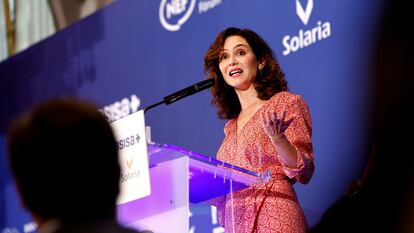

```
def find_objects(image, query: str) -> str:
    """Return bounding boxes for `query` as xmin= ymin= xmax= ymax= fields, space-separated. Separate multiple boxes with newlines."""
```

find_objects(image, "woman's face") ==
xmin=218 ymin=35 xmax=261 ymax=91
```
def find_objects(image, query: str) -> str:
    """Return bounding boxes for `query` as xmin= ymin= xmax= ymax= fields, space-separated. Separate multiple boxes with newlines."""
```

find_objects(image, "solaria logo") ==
xmin=159 ymin=0 xmax=223 ymax=32
xmin=282 ymin=0 xmax=332 ymax=56
xmin=126 ymin=158 xmax=133 ymax=170
xmin=121 ymin=158 xmax=140 ymax=183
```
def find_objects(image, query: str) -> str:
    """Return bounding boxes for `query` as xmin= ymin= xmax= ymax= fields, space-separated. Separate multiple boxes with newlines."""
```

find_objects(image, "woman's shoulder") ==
xmin=264 ymin=91 xmax=311 ymax=122
xmin=223 ymin=119 xmax=236 ymax=135
xmin=268 ymin=91 xmax=306 ymax=106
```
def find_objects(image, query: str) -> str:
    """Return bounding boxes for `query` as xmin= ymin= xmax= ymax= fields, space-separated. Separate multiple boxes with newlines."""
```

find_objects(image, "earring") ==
xmin=258 ymin=68 xmax=263 ymax=79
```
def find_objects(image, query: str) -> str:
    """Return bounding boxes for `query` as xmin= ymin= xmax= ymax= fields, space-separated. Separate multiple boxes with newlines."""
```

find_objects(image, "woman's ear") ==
xmin=258 ymin=61 xmax=265 ymax=70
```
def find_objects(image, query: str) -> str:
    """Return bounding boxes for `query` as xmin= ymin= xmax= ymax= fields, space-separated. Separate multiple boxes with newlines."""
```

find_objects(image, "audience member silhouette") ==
xmin=7 ymin=97 xmax=152 ymax=233
xmin=309 ymin=1 xmax=414 ymax=232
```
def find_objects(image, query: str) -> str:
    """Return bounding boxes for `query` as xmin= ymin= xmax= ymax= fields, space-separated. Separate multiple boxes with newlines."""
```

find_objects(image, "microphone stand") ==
xmin=143 ymin=100 xmax=165 ymax=113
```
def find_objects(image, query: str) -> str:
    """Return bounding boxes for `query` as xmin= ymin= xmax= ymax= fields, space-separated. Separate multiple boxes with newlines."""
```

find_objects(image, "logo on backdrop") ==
xmin=99 ymin=94 xmax=140 ymax=122
xmin=296 ymin=0 xmax=313 ymax=25
xmin=159 ymin=0 xmax=223 ymax=31
xmin=282 ymin=0 xmax=332 ymax=56
xmin=159 ymin=0 xmax=196 ymax=31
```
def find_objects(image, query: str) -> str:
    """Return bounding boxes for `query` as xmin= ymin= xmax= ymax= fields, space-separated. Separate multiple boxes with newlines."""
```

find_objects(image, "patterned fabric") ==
xmin=215 ymin=91 xmax=314 ymax=233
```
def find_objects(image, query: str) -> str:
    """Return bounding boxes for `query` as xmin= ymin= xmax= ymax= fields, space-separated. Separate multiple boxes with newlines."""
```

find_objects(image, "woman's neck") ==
xmin=235 ymin=86 xmax=263 ymax=111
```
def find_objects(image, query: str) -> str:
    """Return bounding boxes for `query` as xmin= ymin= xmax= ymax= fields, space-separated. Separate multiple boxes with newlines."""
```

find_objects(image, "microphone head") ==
xmin=163 ymin=78 xmax=215 ymax=105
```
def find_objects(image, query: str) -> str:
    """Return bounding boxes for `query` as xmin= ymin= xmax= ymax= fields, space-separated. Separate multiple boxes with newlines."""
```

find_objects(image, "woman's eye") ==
xmin=237 ymin=50 xmax=246 ymax=56
xmin=219 ymin=54 xmax=228 ymax=61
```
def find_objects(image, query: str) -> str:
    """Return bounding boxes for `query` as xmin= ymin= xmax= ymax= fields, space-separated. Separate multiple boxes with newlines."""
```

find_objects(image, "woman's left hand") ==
xmin=262 ymin=111 xmax=293 ymax=145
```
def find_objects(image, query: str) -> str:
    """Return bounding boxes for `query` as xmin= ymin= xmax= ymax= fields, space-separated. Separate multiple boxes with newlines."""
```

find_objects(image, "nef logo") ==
xmin=159 ymin=0 xmax=196 ymax=31
xmin=282 ymin=0 xmax=332 ymax=56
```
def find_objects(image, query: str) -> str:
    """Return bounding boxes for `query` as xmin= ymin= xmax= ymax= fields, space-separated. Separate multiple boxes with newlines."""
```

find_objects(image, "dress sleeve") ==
xmin=275 ymin=93 xmax=314 ymax=184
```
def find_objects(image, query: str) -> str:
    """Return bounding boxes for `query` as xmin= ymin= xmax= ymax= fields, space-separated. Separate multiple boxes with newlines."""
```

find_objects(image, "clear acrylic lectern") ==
xmin=117 ymin=143 xmax=268 ymax=233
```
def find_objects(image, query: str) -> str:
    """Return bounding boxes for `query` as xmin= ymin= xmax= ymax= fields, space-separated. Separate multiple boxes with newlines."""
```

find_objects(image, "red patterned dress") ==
xmin=215 ymin=91 xmax=314 ymax=233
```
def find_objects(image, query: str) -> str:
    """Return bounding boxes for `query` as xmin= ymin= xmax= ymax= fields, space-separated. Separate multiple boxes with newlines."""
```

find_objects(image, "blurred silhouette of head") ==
xmin=7 ymin=97 xmax=120 ymax=222
xmin=309 ymin=1 xmax=414 ymax=233
xmin=367 ymin=1 xmax=414 ymax=231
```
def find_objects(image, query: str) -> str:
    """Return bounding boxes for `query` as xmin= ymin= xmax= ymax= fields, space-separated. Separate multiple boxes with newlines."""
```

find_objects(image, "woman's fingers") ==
xmin=262 ymin=111 xmax=292 ymax=135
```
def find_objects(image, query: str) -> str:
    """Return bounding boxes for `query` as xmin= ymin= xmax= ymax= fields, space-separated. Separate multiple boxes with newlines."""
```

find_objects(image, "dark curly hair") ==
xmin=204 ymin=27 xmax=288 ymax=119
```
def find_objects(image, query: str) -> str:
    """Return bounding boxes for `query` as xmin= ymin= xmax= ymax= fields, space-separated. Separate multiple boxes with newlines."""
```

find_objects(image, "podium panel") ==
xmin=117 ymin=143 xmax=268 ymax=233
xmin=118 ymin=155 xmax=189 ymax=233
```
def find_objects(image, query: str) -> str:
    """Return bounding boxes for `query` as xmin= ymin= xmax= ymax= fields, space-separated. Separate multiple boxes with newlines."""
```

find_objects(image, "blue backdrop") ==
xmin=0 ymin=0 xmax=387 ymax=232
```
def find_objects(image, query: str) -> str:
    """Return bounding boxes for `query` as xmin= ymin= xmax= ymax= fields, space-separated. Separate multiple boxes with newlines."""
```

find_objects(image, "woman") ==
xmin=204 ymin=27 xmax=314 ymax=233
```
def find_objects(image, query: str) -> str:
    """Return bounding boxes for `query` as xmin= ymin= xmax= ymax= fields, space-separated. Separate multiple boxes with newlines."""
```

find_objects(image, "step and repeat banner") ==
xmin=0 ymin=0 xmax=386 ymax=232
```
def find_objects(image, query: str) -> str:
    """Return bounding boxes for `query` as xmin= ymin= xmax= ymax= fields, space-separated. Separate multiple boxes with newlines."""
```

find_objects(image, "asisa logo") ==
xmin=159 ymin=0 xmax=196 ymax=32
xmin=282 ymin=0 xmax=332 ymax=56
xmin=99 ymin=94 xmax=141 ymax=123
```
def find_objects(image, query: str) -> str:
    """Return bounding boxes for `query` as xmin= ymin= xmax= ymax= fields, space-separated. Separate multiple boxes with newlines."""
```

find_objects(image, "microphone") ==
xmin=144 ymin=78 xmax=215 ymax=113
xmin=163 ymin=78 xmax=215 ymax=105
